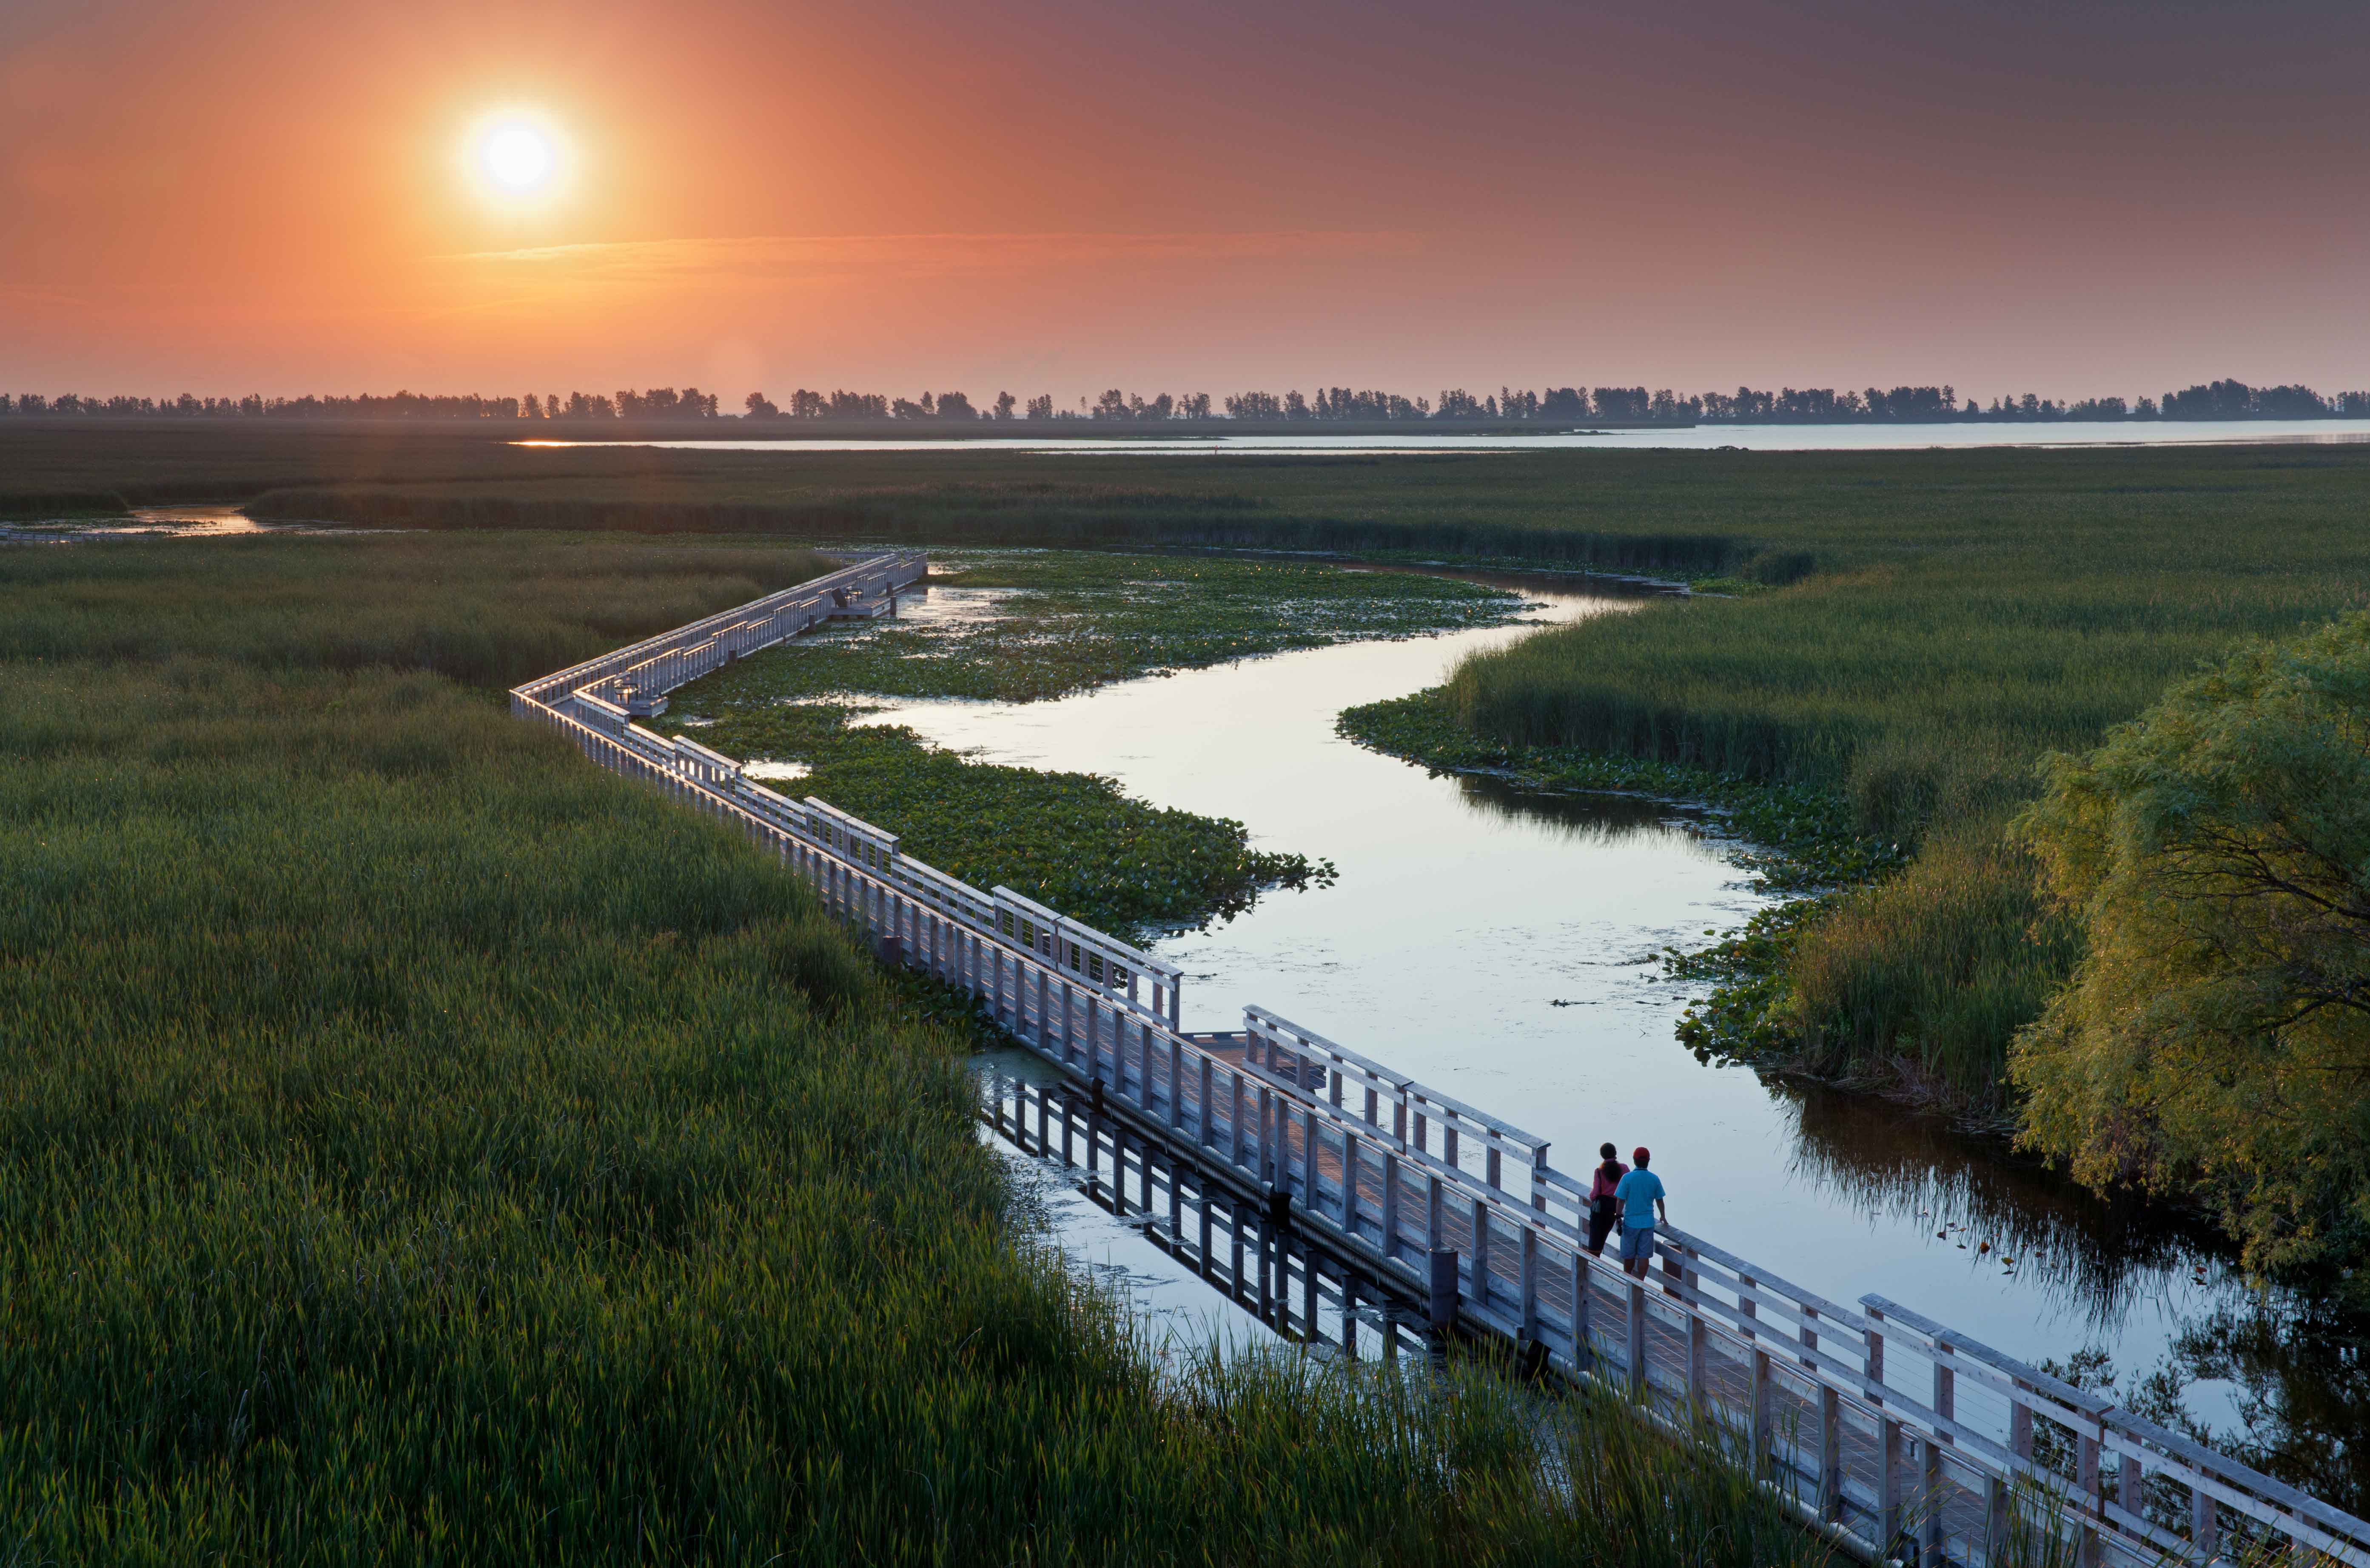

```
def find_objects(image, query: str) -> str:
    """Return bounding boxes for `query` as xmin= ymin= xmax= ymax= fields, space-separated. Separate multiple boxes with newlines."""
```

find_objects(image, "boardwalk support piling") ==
xmin=1427 ymin=1248 xmax=1458 ymax=1333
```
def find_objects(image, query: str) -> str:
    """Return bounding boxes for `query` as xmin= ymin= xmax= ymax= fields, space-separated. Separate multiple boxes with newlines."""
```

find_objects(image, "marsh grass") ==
xmin=1435 ymin=450 xmax=2370 ymax=1112
xmin=42 ymin=436 xmax=2370 ymax=1118
xmin=0 ymin=530 xmax=1825 ymax=1564
xmin=683 ymin=548 xmax=1526 ymax=703
xmin=0 ymin=529 xmax=837 ymax=688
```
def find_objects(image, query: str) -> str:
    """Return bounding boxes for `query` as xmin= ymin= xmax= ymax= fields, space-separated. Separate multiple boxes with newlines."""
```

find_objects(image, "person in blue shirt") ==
xmin=1613 ymin=1146 xmax=1667 ymax=1278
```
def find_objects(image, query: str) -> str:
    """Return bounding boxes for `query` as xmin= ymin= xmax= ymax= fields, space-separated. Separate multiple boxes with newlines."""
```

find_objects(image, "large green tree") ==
xmin=2012 ymin=610 xmax=2370 ymax=1281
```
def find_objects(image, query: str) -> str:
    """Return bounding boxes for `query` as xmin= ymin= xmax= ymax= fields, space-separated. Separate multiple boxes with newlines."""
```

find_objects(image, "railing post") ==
xmin=1881 ymin=1418 xmax=1906 ymax=1560
xmin=1427 ymin=1249 xmax=1458 ymax=1333
xmin=1929 ymin=1342 xmax=1957 ymax=1568
xmin=1300 ymin=1104 xmax=1317 ymax=1213
xmin=1686 ymin=1271 xmax=1707 ymax=1410
xmin=1520 ymin=1224 xmax=1539 ymax=1343
xmin=1470 ymin=1197 xmax=1491 ymax=1314
xmin=1229 ymin=1071 xmax=1245 ymax=1168
xmin=1571 ymin=1249 xmax=1592 ymax=1370
xmin=1381 ymin=1147 xmax=1401 ymax=1263
xmin=2078 ymin=1428 xmax=2103 ymax=1568
xmin=1819 ymin=1385 xmax=1843 ymax=1523
xmin=1198 ymin=1053 xmax=1213 ymax=1147
xmin=1167 ymin=1033 xmax=1182 ymax=1130
xmin=1626 ymin=1278 xmax=1648 ymax=1402
xmin=1340 ymin=1129 xmax=1361 ymax=1230
xmin=1923 ymin=1434 xmax=1945 ymax=1568
xmin=1750 ymin=1347 xmax=1774 ymax=1481
xmin=1871 ymin=1306 xmax=1902 ymax=1556
xmin=1256 ymin=1084 xmax=1273 ymax=1188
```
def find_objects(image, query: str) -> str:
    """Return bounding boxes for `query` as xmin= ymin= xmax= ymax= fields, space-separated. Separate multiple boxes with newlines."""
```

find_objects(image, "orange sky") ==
xmin=5 ymin=0 xmax=2367 ymax=401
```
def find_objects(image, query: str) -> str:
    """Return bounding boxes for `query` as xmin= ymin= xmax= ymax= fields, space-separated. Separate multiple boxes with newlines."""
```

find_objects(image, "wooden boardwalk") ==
xmin=513 ymin=552 xmax=2370 ymax=1568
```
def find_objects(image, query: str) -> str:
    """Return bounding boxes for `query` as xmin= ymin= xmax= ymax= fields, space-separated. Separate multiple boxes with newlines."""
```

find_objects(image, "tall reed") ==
xmin=0 ymin=532 xmax=1829 ymax=1564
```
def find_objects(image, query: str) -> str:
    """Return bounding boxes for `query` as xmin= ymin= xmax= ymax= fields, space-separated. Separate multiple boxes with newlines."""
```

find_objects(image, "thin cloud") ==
xmin=436 ymin=230 xmax=1426 ymax=285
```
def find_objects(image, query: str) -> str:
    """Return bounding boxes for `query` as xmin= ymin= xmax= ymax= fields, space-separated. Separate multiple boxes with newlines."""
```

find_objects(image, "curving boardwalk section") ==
xmin=512 ymin=552 xmax=2368 ymax=1568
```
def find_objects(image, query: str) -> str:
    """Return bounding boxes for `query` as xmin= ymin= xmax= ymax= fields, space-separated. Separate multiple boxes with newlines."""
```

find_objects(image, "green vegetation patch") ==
xmin=1339 ymin=686 xmax=1903 ymax=893
xmin=674 ymin=700 xmax=1332 ymax=941
xmin=683 ymin=548 xmax=1525 ymax=703
xmin=656 ymin=550 xmax=1515 ymax=936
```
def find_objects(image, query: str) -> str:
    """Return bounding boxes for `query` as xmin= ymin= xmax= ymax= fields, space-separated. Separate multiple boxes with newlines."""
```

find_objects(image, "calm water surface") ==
xmin=873 ymin=576 xmax=2282 ymax=1441
xmin=1 ymin=505 xmax=365 ymax=541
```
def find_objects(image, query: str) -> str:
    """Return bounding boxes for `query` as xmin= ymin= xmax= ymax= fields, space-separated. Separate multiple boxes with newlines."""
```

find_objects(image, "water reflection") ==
xmin=1452 ymin=771 xmax=1710 ymax=846
xmin=0 ymin=505 xmax=374 ymax=543
xmin=1777 ymin=1083 xmax=2226 ymax=1332
xmin=837 ymin=557 xmax=2370 ymax=1500
xmin=2156 ymin=1300 xmax=2370 ymax=1513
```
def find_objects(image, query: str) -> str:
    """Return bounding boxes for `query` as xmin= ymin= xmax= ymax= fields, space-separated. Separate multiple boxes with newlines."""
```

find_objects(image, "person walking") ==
xmin=1614 ymin=1147 xmax=1666 ymax=1279
xmin=1586 ymin=1142 xmax=1628 ymax=1257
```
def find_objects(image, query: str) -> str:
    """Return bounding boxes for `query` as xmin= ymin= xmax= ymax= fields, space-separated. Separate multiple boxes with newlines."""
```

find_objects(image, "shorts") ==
xmin=1618 ymin=1224 xmax=1657 ymax=1264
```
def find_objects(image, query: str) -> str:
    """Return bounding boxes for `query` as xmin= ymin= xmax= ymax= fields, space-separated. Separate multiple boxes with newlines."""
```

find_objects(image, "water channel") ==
xmin=860 ymin=571 xmax=2315 ymax=1460
xmin=0 ymin=504 xmax=359 ymax=542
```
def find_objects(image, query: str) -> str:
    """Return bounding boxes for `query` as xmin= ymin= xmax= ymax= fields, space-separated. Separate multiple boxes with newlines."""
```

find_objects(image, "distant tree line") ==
xmin=7 ymin=378 xmax=2367 ymax=423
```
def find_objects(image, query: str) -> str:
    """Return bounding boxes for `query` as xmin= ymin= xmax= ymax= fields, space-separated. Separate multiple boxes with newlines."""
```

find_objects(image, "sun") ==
xmin=481 ymin=124 xmax=554 ymax=191
xmin=464 ymin=112 xmax=570 ymax=205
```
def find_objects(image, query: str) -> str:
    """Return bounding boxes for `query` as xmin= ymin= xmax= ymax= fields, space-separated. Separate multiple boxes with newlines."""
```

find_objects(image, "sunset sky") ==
xmin=5 ymin=0 xmax=2364 ymax=401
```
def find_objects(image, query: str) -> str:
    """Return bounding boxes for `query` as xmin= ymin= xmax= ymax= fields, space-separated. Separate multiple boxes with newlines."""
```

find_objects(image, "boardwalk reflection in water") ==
xmin=976 ymin=1050 xmax=1444 ymax=1367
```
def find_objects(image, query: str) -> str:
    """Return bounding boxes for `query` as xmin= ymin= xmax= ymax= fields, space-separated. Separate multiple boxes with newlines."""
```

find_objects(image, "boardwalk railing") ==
xmin=513 ymin=553 xmax=2369 ymax=1568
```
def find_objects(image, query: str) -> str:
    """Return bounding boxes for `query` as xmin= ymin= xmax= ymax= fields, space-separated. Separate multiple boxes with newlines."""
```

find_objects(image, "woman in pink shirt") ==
xmin=1586 ymin=1142 xmax=1627 ymax=1257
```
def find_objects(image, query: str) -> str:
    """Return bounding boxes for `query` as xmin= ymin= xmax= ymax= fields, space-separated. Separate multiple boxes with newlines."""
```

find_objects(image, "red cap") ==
xmin=1633 ymin=1147 xmax=1651 ymax=1164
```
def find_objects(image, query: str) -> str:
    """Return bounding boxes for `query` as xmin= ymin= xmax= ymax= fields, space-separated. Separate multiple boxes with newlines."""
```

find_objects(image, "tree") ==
xmin=2011 ymin=610 xmax=2370 ymax=1283
xmin=744 ymin=391 xmax=780 ymax=418
xmin=1025 ymin=394 xmax=1053 ymax=420
xmin=993 ymin=391 xmax=1017 ymax=421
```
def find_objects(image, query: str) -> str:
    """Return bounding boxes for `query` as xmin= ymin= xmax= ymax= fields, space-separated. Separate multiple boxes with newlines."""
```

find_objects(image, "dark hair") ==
xmin=1599 ymin=1142 xmax=1618 ymax=1160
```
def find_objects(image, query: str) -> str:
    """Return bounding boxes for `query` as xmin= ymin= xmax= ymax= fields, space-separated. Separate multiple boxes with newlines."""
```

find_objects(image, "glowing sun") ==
xmin=479 ymin=122 xmax=556 ymax=192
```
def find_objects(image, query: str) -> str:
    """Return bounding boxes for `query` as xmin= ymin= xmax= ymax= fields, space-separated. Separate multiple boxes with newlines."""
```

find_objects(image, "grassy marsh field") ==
xmin=20 ymin=422 xmax=2370 ymax=1251
xmin=0 ymin=527 xmax=1836 ymax=1564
